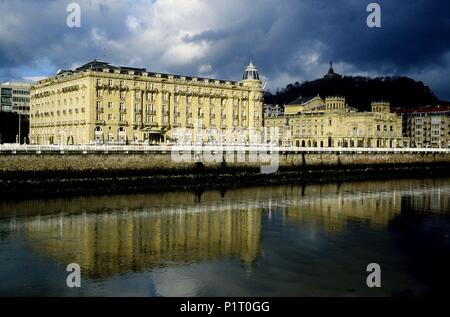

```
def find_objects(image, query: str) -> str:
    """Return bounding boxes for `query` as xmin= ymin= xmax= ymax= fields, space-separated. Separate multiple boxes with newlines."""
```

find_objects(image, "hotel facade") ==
xmin=29 ymin=60 xmax=264 ymax=145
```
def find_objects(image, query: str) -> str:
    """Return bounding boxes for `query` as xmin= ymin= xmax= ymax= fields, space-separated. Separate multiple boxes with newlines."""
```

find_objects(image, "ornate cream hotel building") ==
xmin=265 ymin=96 xmax=403 ymax=148
xmin=29 ymin=60 xmax=264 ymax=145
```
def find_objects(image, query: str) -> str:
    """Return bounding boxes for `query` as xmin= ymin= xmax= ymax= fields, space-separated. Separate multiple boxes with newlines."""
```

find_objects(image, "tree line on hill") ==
xmin=264 ymin=75 xmax=442 ymax=111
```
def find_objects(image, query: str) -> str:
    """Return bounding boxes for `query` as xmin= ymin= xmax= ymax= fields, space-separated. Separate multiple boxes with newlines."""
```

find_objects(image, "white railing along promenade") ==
xmin=0 ymin=144 xmax=449 ymax=155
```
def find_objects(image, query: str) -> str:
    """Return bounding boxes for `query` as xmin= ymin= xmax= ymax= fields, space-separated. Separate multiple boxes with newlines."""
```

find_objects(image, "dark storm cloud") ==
xmin=0 ymin=0 xmax=132 ymax=70
xmin=0 ymin=0 xmax=449 ymax=99
xmin=323 ymin=0 xmax=450 ymax=70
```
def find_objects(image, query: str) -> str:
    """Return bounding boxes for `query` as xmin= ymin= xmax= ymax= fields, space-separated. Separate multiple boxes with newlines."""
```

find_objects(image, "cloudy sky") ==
xmin=1 ymin=0 xmax=449 ymax=99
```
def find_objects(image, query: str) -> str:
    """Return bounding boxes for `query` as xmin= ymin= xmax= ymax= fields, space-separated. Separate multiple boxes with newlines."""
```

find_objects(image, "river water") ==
xmin=0 ymin=178 xmax=449 ymax=297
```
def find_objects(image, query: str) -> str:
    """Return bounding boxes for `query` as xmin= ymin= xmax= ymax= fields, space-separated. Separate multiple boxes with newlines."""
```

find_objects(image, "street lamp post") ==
xmin=18 ymin=113 xmax=21 ymax=145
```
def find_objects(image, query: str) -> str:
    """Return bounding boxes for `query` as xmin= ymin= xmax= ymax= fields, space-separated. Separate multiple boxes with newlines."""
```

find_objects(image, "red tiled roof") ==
xmin=393 ymin=105 xmax=450 ymax=114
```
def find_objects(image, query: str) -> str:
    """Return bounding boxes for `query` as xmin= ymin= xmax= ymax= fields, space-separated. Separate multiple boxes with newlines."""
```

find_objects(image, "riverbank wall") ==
xmin=0 ymin=146 xmax=449 ymax=199
xmin=0 ymin=148 xmax=449 ymax=176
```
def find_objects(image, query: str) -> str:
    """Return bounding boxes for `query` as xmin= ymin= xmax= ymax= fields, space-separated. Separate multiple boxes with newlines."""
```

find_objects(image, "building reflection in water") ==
xmin=1 ymin=178 xmax=448 ymax=278
xmin=9 ymin=206 xmax=262 ymax=278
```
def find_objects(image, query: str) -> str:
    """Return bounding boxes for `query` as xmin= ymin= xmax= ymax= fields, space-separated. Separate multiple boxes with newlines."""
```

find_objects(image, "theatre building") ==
xmin=265 ymin=96 xmax=403 ymax=148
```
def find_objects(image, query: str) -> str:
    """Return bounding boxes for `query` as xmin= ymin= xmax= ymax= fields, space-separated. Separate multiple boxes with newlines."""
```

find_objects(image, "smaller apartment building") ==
xmin=395 ymin=105 xmax=450 ymax=148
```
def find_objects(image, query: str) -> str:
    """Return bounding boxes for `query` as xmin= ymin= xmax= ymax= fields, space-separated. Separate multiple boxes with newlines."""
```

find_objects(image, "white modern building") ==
xmin=0 ymin=82 xmax=31 ymax=116
xmin=263 ymin=104 xmax=283 ymax=117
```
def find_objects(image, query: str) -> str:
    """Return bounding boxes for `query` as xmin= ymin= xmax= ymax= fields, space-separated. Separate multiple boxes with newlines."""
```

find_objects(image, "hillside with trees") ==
xmin=264 ymin=75 xmax=441 ymax=111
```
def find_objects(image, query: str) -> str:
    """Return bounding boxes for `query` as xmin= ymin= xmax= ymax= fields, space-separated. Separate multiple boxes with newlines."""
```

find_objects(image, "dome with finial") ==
xmin=243 ymin=61 xmax=261 ymax=81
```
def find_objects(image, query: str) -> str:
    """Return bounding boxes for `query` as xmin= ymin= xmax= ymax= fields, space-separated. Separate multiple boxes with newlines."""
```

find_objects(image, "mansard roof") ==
xmin=67 ymin=60 xmax=239 ymax=85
